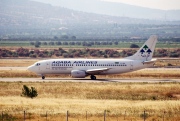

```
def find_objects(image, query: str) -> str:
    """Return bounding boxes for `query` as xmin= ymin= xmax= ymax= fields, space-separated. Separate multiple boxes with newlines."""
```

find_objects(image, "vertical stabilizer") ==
xmin=126 ymin=35 xmax=158 ymax=61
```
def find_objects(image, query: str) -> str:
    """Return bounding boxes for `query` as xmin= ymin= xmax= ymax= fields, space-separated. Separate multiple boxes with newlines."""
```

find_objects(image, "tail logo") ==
xmin=140 ymin=45 xmax=152 ymax=57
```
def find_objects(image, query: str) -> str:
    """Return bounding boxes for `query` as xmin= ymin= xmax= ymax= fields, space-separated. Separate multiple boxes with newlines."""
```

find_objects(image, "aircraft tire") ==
xmin=42 ymin=76 xmax=45 ymax=79
xmin=91 ymin=75 xmax=96 ymax=80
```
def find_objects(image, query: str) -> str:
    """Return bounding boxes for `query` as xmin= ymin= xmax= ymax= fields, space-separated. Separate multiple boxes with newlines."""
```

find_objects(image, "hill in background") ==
xmin=33 ymin=0 xmax=180 ymax=20
xmin=0 ymin=0 xmax=180 ymax=39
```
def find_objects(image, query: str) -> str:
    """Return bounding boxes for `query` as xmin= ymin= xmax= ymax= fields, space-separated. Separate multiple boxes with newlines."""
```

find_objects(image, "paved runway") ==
xmin=0 ymin=77 xmax=179 ymax=83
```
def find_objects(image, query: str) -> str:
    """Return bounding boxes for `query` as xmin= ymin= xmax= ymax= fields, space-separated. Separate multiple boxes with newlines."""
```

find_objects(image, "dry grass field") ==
xmin=0 ymin=59 xmax=180 ymax=120
xmin=0 ymin=82 xmax=180 ymax=121
xmin=0 ymin=59 xmax=38 ymax=67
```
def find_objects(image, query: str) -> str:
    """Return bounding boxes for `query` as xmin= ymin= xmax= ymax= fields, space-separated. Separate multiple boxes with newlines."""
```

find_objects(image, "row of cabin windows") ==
xmin=52 ymin=64 xmax=127 ymax=67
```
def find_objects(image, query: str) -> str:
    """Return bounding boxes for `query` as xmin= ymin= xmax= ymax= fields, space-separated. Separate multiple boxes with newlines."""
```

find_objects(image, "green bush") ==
xmin=35 ymin=41 xmax=41 ymax=48
xmin=21 ymin=85 xmax=38 ymax=99
xmin=130 ymin=43 xmax=139 ymax=48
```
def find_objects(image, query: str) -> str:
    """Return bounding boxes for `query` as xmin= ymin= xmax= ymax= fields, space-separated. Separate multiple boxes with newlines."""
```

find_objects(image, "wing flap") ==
xmin=86 ymin=68 xmax=110 ymax=75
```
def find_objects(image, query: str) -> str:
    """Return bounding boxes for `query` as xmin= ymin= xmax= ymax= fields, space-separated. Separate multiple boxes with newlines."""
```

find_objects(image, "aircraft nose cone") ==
xmin=27 ymin=65 xmax=34 ymax=72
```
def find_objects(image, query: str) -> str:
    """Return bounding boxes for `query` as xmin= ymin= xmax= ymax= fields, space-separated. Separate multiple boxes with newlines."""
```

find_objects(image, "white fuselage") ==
xmin=28 ymin=58 xmax=152 ymax=76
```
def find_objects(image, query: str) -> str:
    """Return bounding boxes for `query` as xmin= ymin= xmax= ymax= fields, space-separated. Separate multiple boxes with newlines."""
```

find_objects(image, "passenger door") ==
xmin=130 ymin=61 xmax=133 ymax=70
xmin=46 ymin=62 xmax=50 ymax=69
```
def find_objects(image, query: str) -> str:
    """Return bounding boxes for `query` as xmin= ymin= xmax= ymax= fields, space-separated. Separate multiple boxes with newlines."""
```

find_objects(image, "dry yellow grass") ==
xmin=0 ymin=82 xmax=180 ymax=120
xmin=1 ymin=97 xmax=180 ymax=121
xmin=1 ymin=82 xmax=180 ymax=100
xmin=0 ymin=59 xmax=38 ymax=67
xmin=155 ymin=58 xmax=180 ymax=67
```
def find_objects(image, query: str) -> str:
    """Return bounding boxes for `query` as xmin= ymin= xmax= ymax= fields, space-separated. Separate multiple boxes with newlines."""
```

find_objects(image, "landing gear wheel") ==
xmin=42 ymin=76 xmax=45 ymax=79
xmin=90 ymin=75 xmax=96 ymax=80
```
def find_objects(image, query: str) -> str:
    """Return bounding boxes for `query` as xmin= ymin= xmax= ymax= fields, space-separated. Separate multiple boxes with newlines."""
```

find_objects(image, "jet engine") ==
xmin=71 ymin=70 xmax=86 ymax=78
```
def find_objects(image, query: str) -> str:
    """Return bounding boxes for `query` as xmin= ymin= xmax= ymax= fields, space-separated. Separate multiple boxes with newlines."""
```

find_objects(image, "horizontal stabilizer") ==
xmin=86 ymin=68 xmax=110 ymax=75
xmin=143 ymin=59 xmax=157 ymax=64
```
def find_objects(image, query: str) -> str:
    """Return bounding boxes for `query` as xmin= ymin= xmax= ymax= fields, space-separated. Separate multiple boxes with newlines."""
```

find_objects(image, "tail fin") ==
xmin=126 ymin=35 xmax=158 ymax=61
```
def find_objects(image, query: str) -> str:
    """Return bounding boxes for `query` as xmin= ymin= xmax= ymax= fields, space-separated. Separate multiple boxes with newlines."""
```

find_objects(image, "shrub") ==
xmin=43 ymin=42 xmax=47 ymax=45
xmin=169 ymin=53 xmax=179 ymax=57
xmin=49 ymin=42 xmax=55 ymax=45
xmin=30 ymin=42 xmax=35 ymax=45
xmin=63 ymin=53 xmax=68 ymax=58
xmin=21 ymin=85 xmax=38 ymax=99
xmin=76 ymin=42 xmax=81 ymax=45
xmin=56 ymin=41 xmax=62 ymax=45
xmin=130 ymin=44 xmax=139 ymax=48
xmin=17 ymin=48 xmax=29 ymax=57
xmin=35 ymin=43 xmax=40 ymax=48
xmin=165 ymin=92 xmax=174 ymax=98
xmin=35 ymin=41 xmax=41 ymax=48
xmin=0 ymin=113 xmax=17 ymax=121
xmin=104 ymin=54 xmax=108 ymax=58
xmin=167 ymin=63 xmax=173 ymax=66
xmin=29 ymin=54 xmax=37 ymax=58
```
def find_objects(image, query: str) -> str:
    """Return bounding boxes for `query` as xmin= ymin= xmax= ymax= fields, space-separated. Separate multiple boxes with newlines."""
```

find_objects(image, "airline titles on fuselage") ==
xmin=51 ymin=60 xmax=127 ymax=67
xmin=52 ymin=61 xmax=97 ymax=65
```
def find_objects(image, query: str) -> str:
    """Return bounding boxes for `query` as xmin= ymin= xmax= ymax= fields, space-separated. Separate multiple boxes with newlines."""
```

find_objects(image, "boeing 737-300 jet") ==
xmin=28 ymin=35 xmax=157 ymax=80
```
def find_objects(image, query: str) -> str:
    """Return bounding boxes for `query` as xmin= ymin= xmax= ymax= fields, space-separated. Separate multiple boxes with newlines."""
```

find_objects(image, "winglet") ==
xmin=126 ymin=35 xmax=158 ymax=61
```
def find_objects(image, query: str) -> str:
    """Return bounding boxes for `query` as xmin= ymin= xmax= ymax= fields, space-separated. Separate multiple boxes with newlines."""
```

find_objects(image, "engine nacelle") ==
xmin=71 ymin=70 xmax=86 ymax=78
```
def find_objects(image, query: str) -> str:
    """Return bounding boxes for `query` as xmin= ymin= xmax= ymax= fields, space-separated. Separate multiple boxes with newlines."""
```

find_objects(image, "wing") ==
xmin=86 ymin=68 xmax=111 ymax=75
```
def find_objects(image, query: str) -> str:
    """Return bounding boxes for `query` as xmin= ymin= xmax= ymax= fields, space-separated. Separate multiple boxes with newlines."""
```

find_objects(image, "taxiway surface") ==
xmin=0 ymin=67 xmax=179 ymax=83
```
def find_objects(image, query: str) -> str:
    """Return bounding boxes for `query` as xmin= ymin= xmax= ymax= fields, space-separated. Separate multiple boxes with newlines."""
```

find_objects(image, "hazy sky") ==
xmin=33 ymin=0 xmax=180 ymax=10
xmin=103 ymin=0 xmax=180 ymax=10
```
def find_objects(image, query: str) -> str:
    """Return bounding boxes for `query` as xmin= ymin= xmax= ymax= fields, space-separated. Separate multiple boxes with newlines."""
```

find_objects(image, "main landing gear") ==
xmin=90 ymin=75 xmax=96 ymax=80
xmin=42 ymin=76 xmax=45 ymax=79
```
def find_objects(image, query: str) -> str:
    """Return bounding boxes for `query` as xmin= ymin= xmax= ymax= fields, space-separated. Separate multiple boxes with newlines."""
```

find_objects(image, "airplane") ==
xmin=28 ymin=35 xmax=157 ymax=80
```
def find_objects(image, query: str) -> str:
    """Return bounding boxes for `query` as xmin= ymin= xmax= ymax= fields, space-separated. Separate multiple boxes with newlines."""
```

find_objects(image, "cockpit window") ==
xmin=36 ymin=63 xmax=40 ymax=66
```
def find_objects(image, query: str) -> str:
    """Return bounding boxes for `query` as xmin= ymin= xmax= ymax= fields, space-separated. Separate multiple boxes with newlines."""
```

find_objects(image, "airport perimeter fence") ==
xmin=0 ymin=110 xmax=179 ymax=121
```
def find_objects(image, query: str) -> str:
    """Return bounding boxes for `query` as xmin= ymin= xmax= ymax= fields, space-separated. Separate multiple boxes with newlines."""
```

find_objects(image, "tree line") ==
xmin=0 ymin=48 xmax=179 ymax=58
xmin=30 ymin=41 xmax=120 ymax=47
